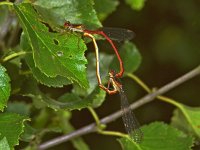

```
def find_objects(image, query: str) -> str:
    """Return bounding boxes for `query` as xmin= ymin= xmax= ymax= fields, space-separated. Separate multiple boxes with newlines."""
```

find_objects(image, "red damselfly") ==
xmin=63 ymin=22 xmax=143 ymax=142
xmin=63 ymin=21 xmax=134 ymax=94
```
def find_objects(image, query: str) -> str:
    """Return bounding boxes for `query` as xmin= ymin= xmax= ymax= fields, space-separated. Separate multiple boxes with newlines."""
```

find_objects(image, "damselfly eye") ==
xmin=64 ymin=21 xmax=71 ymax=28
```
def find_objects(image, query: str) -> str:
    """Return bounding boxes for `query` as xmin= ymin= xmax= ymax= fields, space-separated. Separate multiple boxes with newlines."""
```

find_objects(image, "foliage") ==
xmin=0 ymin=0 xmax=199 ymax=150
xmin=118 ymin=122 xmax=193 ymax=150
xmin=0 ymin=65 xmax=11 ymax=111
xmin=0 ymin=113 xmax=29 ymax=149
xmin=125 ymin=0 xmax=146 ymax=10
xmin=0 ymin=137 xmax=10 ymax=150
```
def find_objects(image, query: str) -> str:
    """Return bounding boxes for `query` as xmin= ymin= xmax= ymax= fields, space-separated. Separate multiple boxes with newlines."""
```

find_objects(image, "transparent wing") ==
xmin=119 ymin=90 xmax=143 ymax=143
xmin=101 ymin=27 xmax=135 ymax=42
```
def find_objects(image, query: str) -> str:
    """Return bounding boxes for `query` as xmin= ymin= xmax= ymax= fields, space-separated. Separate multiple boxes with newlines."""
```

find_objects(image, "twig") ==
xmin=0 ymin=1 xmax=13 ymax=6
xmin=38 ymin=65 xmax=200 ymax=150
xmin=2 ymin=51 xmax=26 ymax=62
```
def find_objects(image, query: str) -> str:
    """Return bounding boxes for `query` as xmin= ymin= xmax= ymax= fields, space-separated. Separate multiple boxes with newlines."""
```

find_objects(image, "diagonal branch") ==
xmin=38 ymin=65 xmax=200 ymax=150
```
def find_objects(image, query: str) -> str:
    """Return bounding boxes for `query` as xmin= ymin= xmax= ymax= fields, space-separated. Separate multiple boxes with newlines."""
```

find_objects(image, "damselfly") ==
xmin=63 ymin=21 xmax=134 ymax=94
xmin=63 ymin=21 xmax=142 ymax=142
xmin=108 ymin=71 xmax=143 ymax=143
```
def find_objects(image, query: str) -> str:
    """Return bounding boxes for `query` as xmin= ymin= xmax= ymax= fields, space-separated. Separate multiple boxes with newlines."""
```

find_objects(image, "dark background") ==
xmin=70 ymin=0 xmax=200 ymax=150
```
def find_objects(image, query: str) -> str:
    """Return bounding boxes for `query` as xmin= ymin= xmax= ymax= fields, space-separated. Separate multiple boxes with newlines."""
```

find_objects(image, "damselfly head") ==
xmin=64 ymin=21 xmax=72 ymax=28
xmin=109 ymin=70 xmax=115 ymax=78
xmin=108 ymin=70 xmax=123 ymax=92
xmin=63 ymin=21 xmax=85 ymax=32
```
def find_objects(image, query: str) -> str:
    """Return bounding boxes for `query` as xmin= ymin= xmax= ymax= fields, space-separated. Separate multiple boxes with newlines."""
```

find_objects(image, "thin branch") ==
xmin=38 ymin=65 xmax=200 ymax=150
xmin=0 ymin=1 xmax=13 ymax=6
xmin=2 ymin=51 xmax=26 ymax=62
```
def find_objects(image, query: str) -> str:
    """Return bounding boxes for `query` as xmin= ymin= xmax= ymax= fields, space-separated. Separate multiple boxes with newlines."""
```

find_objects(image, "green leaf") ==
xmin=20 ymin=33 xmax=72 ymax=87
xmin=125 ymin=0 xmax=146 ymax=10
xmin=33 ymin=0 xmax=101 ymax=29
xmin=14 ymin=3 xmax=89 ymax=88
xmin=19 ymin=77 xmax=47 ymax=109
xmin=42 ymin=86 xmax=106 ymax=110
xmin=19 ymin=61 xmax=105 ymax=111
xmin=47 ymin=93 xmax=87 ymax=111
xmin=0 ymin=113 xmax=29 ymax=149
xmin=21 ymin=78 xmax=92 ymax=111
xmin=87 ymin=52 xmax=114 ymax=93
xmin=0 ymin=65 xmax=11 ymax=111
xmin=3 ymin=58 xmax=24 ymax=94
xmin=72 ymin=52 xmax=111 ymax=108
xmin=118 ymin=122 xmax=193 ymax=150
xmin=171 ymin=105 xmax=200 ymax=140
xmin=73 ymin=52 xmax=113 ymax=96
xmin=110 ymin=42 xmax=141 ymax=75
xmin=84 ymin=86 xmax=106 ymax=108
xmin=0 ymin=137 xmax=10 ymax=150
xmin=33 ymin=108 xmax=52 ymax=129
xmin=6 ymin=102 xmax=31 ymax=116
xmin=20 ymin=124 xmax=37 ymax=142
xmin=19 ymin=76 xmax=91 ymax=111
xmin=94 ymin=0 xmax=119 ymax=21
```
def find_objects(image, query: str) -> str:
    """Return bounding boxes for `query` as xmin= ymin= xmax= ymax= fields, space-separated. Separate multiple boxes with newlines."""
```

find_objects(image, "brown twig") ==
xmin=38 ymin=65 xmax=200 ymax=150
